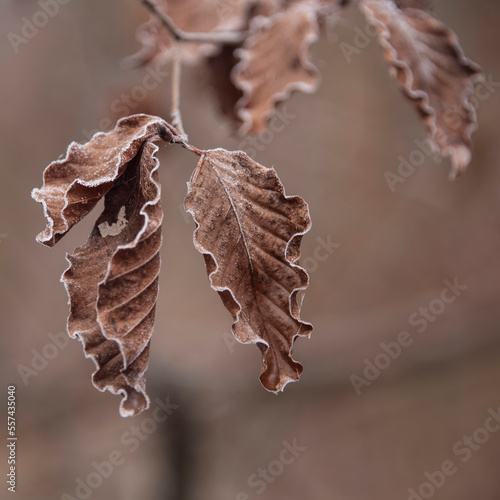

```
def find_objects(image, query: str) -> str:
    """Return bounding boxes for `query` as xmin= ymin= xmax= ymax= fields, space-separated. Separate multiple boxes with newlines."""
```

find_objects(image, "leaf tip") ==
xmin=118 ymin=388 xmax=150 ymax=418
xmin=448 ymin=144 xmax=472 ymax=181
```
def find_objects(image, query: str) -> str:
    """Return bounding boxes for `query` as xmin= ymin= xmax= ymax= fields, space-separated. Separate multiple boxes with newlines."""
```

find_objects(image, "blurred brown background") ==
xmin=1 ymin=1 xmax=500 ymax=499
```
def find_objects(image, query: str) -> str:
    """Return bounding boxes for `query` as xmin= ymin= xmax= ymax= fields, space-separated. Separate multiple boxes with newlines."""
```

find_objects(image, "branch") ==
xmin=170 ymin=42 xmax=187 ymax=140
xmin=141 ymin=0 xmax=247 ymax=44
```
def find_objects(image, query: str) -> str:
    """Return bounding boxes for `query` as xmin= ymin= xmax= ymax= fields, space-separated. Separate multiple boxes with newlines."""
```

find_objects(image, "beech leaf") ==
xmin=232 ymin=0 xmax=320 ymax=134
xmin=32 ymin=114 xmax=180 ymax=416
xmin=360 ymin=0 xmax=483 ymax=179
xmin=184 ymin=149 xmax=312 ymax=392
xmin=62 ymin=142 xmax=163 ymax=417
xmin=127 ymin=0 xmax=252 ymax=67
xmin=32 ymin=114 xmax=177 ymax=247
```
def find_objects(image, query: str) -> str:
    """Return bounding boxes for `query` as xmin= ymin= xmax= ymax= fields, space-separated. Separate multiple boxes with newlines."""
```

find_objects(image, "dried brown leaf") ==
xmin=232 ymin=0 xmax=320 ymax=134
xmin=205 ymin=1 xmax=290 ymax=128
xmin=32 ymin=114 xmax=177 ymax=247
xmin=127 ymin=0 xmax=252 ymax=67
xmin=32 ymin=114 xmax=180 ymax=416
xmin=63 ymin=142 xmax=162 ymax=417
xmin=184 ymin=149 xmax=312 ymax=392
xmin=360 ymin=0 xmax=482 ymax=179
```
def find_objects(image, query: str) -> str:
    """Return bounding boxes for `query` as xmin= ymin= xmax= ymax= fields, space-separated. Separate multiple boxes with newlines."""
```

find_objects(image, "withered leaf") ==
xmin=184 ymin=149 xmax=312 ymax=392
xmin=232 ymin=0 xmax=320 ymax=134
xmin=32 ymin=114 xmax=180 ymax=416
xmin=360 ymin=0 xmax=482 ymax=179
xmin=127 ymin=0 xmax=252 ymax=67
xmin=204 ymin=0 xmax=288 ymax=128
xmin=32 ymin=114 xmax=177 ymax=247
xmin=62 ymin=142 xmax=162 ymax=417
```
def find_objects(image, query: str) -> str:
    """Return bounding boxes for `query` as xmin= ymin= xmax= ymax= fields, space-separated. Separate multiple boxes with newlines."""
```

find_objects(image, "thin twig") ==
xmin=141 ymin=0 xmax=247 ymax=44
xmin=170 ymin=42 xmax=187 ymax=140
xmin=140 ymin=0 xmax=214 ymax=155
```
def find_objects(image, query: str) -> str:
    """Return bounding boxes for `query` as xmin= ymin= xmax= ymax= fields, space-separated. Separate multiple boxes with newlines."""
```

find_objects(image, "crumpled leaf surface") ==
xmin=127 ymin=0 xmax=252 ymax=66
xmin=232 ymin=0 xmax=320 ymax=134
xmin=360 ymin=0 xmax=482 ymax=179
xmin=32 ymin=114 xmax=175 ymax=247
xmin=63 ymin=142 xmax=162 ymax=417
xmin=32 ymin=114 xmax=180 ymax=416
xmin=184 ymin=148 xmax=312 ymax=392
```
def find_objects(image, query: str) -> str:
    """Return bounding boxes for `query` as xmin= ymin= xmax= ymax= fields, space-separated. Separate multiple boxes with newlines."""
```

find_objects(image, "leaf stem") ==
xmin=140 ymin=0 xmax=247 ymax=44
xmin=157 ymin=120 xmax=202 ymax=156
xmin=181 ymin=142 xmax=204 ymax=156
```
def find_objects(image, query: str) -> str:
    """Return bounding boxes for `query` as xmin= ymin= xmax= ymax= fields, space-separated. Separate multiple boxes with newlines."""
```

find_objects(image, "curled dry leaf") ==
xmin=360 ymin=0 xmax=482 ymax=179
xmin=62 ymin=143 xmax=162 ymax=417
xmin=204 ymin=0 xmax=286 ymax=127
xmin=232 ymin=0 xmax=320 ymax=134
xmin=32 ymin=114 xmax=181 ymax=416
xmin=32 ymin=114 xmax=176 ymax=247
xmin=184 ymin=149 xmax=312 ymax=392
xmin=127 ymin=0 xmax=252 ymax=67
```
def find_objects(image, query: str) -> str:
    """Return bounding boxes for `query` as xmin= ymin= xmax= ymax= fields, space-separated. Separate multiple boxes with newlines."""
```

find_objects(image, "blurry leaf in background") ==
xmin=232 ymin=0 xmax=320 ymax=134
xmin=125 ymin=0 xmax=252 ymax=67
xmin=361 ymin=0 xmax=483 ymax=179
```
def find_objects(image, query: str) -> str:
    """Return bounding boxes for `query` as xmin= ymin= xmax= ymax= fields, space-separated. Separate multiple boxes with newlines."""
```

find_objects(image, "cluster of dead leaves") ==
xmin=32 ymin=115 xmax=312 ymax=416
xmin=32 ymin=0 xmax=484 ymax=417
xmin=129 ymin=0 xmax=482 ymax=178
